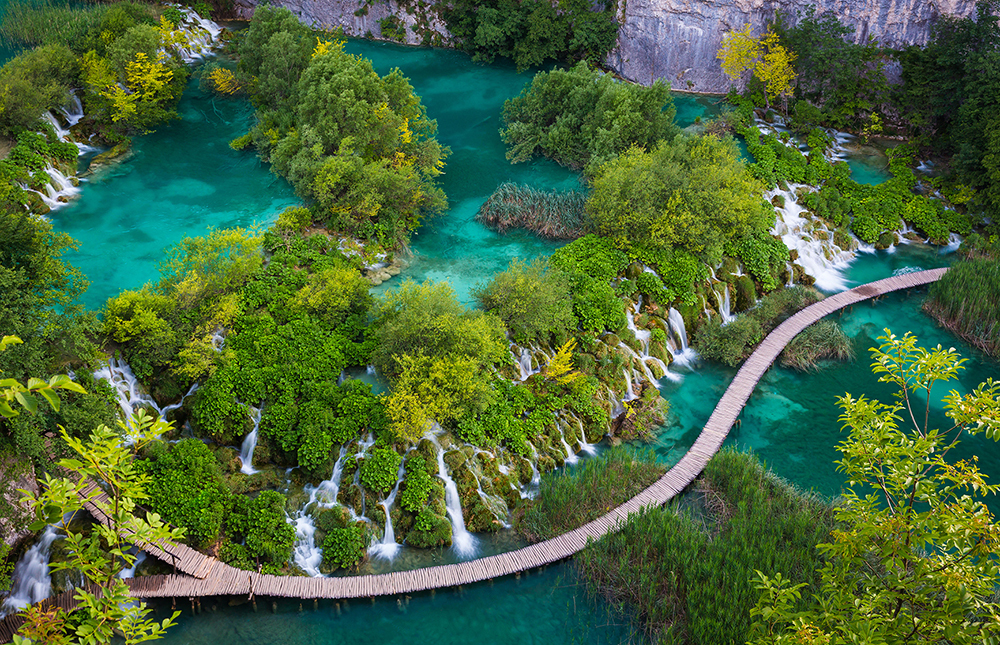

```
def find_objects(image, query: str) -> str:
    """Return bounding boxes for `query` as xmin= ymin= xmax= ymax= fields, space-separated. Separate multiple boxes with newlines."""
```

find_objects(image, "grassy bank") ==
xmin=576 ymin=449 xmax=836 ymax=644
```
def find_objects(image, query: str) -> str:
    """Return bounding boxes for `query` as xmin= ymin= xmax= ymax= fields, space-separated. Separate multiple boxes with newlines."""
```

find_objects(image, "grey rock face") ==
xmin=606 ymin=0 xmax=977 ymax=93
xmin=232 ymin=0 xmax=974 ymax=93
xmin=232 ymin=0 xmax=450 ymax=47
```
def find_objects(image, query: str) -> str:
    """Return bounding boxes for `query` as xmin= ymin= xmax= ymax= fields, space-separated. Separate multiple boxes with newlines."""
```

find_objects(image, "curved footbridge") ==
xmin=0 ymin=268 xmax=947 ymax=635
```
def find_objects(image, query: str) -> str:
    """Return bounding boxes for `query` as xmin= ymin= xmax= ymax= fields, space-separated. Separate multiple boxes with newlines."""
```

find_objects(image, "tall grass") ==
xmin=576 ymin=449 xmax=836 ymax=644
xmin=925 ymin=258 xmax=1000 ymax=359
xmin=476 ymin=182 xmax=587 ymax=239
xmin=780 ymin=319 xmax=854 ymax=370
xmin=0 ymin=0 xmax=108 ymax=48
xmin=517 ymin=446 xmax=665 ymax=543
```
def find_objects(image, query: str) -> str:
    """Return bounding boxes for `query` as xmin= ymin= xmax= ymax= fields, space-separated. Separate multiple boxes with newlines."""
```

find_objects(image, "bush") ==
xmin=472 ymin=259 xmax=576 ymax=345
xmin=141 ymin=439 xmax=232 ymax=548
xmin=359 ymin=445 xmax=403 ymax=494
xmin=399 ymin=455 xmax=434 ymax=512
xmin=321 ymin=524 xmax=367 ymax=570
xmin=0 ymin=44 xmax=77 ymax=135
xmin=228 ymin=490 xmax=296 ymax=567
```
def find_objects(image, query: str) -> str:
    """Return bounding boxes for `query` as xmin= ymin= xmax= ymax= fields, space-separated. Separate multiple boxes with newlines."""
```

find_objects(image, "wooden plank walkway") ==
xmin=0 ymin=268 xmax=946 ymax=630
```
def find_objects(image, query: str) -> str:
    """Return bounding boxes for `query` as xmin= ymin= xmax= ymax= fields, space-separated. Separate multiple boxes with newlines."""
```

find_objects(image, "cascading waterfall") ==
xmin=715 ymin=283 xmax=735 ymax=324
xmin=369 ymin=462 xmax=406 ymax=560
xmin=622 ymin=369 xmax=636 ymax=401
xmin=573 ymin=415 xmax=597 ymax=456
xmin=667 ymin=308 xmax=697 ymax=367
xmin=239 ymin=407 xmax=262 ymax=475
xmin=768 ymin=185 xmax=857 ymax=291
xmin=0 ymin=526 xmax=59 ymax=618
xmin=428 ymin=435 xmax=477 ymax=557
xmin=167 ymin=8 xmax=223 ymax=63
xmin=93 ymin=357 xmax=196 ymax=434
xmin=622 ymin=299 xmax=676 ymax=382
xmin=513 ymin=345 xmax=537 ymax=381
xmin=466 ymin=455 xmax=511 ymax=528
xmin=556 ymin=421 xmax=579 ymax=466
xmin=289 ymin=445 xmax=351 ymax=577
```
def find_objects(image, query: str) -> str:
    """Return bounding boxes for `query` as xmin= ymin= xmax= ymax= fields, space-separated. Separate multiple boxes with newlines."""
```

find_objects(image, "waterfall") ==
xmin=668 ymin=308 xmax=697 ymax=367
xmin=513 ymin=345 xmax=536 ymax=381
xmin=429 ymin=435 xmax=477 ymax=558
xmin=574 ymin=416 xmax=597 ymax=455
xmin=944 ymin=233 xmax=963 ymax=253
xmin=168 ymin=8 xmax=223 ymax=63
xmin=557 ymin=422 xmax=579 ymax=466
xmin=369 ymin=461 xmax=406 ymax=560
xmin=118 ymin=550 xmax=146 ymax=579
xmin=312 ymin=445 xmax=349 ymax=506
xmin=623 ymin=299 xmax=677 ymax=382
xmin=623 ymin=369 xmax=636 ymax=401
xmin=467 ymin=460 xmax=511 ymax=528
xmin=768 ymin=186 xmax=857 ymax=292
xmin=0 ymin=526 xmax=59 ymax=618
xmin=239 ymin=407 xmax=261 ymax=475
xmin=290 ymin=513 xmax=322 ymax=577
xmin=716 ymin=284 xmax=735 ymax=325
xmin=93 ymin=357 xmax=194 ymax=435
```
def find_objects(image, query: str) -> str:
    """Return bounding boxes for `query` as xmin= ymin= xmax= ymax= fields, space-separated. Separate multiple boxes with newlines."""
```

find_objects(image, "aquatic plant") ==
xmin=475 ymin=183 xmax=587 ymax=239
xmin=925 ymin=257 xmax=1000 ymax=358
xmin=577 ymin=449 xmax=834 ymax=644
xmin=517 ymin=446 xmax=665 ymax=543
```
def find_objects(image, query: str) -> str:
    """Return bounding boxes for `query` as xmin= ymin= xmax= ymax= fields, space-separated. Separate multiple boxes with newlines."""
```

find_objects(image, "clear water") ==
xmin=155 ymin=564 xmax=637 ymax=645
xmin=50 ymin=77 xmax=299 ymax=311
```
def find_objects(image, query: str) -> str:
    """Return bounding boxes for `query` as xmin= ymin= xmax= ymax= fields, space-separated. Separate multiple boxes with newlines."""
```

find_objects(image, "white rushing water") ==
xmin=0 ymin=526 xmax=59 ymax=618
xmin=667 ymin=308 xmax=697 ymax=367
xmin=93 ymin=357 xmax=197 ymax=434
xmin=715 ymin=283 xmax=735 ymax=324
xmin=428 ymin=435 xmax=477 ymax=558
xmin=239 ymin=407 xmax=262 ymax=475
xmin=768 ymin=186 xmax=858 ymax=292
xmin=369 ymin=461 xmax=406 ymax=560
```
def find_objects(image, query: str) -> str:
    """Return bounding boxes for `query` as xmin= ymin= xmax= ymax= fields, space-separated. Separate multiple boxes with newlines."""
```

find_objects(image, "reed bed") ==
xmin=0 ymin=0 xmax=114 ymax=48
xmin=576 ymin=449 xmax=836 ymax=644
xmin=925 ymin=258 xmax=1000 ymax=359
xmin=780 ymin=319 xmax=855 ymax=370
xmin=476 ymin=182 xmax=587 ymax=239
xmin=517 ymin=446 xmax=665 ymax=543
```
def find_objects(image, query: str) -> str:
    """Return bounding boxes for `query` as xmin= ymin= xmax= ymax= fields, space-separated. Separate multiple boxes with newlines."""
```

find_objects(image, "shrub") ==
xmin=501 ymin=61 xmax=676 ymax=172
xmin=321 ymin=524 xmax=367 ymax=570
xmin=399 ymin=455 xmax=434 ymax=512
xmin=472 ymin=259 xmax=576 ymax=345
xmin=359 ymin=445 xmax=403 ymax=495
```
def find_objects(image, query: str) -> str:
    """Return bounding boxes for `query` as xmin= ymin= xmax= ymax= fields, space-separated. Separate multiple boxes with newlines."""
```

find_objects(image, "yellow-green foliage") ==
xmin=718 ymin=25 xmax=796 ymax=106
xmin=158 ymin=228 xmax=262 ymax=308
xmin=587 ymin=135 xmax=775 ymax=266
xmin=288 ymin=265 xmax=371 ymax=325
xmin=544 ymin=339 xmax=583 ymax=385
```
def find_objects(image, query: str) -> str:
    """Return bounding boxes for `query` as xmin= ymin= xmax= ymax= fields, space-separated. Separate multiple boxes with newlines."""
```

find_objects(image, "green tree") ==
xmin=17 ymin=410 xmax=184 ymax=644
xmin=586 ymin=135 xmax=775 ymax=266
xmin=751 ymin=330 xmax=1000 ymax=645
xmin=472 ymin=259 xmax=576 ymax=344
xmin=501 ymin=61 xmax=677 ymax=174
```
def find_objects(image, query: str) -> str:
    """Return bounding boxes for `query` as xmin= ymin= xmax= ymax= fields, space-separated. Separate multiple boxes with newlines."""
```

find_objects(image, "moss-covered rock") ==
xmin=602 ymin=333 xmax=622 ymax=347
xmin=405 ymin=509 xmax=452 ymax=548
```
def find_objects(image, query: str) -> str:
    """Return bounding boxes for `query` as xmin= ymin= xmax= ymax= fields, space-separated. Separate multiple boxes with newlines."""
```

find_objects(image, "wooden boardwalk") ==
xmin=0 ymin=268 xmax=946 ymax=631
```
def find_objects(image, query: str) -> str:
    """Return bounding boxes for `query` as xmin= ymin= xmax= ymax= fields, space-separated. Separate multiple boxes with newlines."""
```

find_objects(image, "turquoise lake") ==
xmin=5 ymin=26 xmax=994 ymax=643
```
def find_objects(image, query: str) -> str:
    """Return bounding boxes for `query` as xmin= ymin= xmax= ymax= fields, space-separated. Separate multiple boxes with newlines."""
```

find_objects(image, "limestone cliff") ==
xmin=606 ymin=0 xmax=977 ymax=93
xmin=232 ymin=0 xmax=975 ymax=93
xmin=232 ymin=0 xmax=450 ymax=47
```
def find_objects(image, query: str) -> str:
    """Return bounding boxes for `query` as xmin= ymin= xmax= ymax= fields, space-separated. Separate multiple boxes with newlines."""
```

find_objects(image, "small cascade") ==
xmin=210 ymin=329 xmax=225 ymax=351
xmin=467 ymin=459 xmax=511 ymax=528
xmin=768 ymin=186 xmax=857 ymax=291
xmin=0 ymin=526 xmax=59 ymax=618
xmin=428 ymin=435 xmax=477 ymax=558
xmin=943 ymin=233 xmax=963 ymax=253
xmin=573 ymin=416 xmax=597 ymax=455
xmin=667 ymin=308 xmax=697 ymax=367
xmin=118 ymin=550 xmax=146 ymax=579
xmin=623 ymin=298 xmax=675 ymax=382
xmin=513 ymin=345 xmax=536 ymax=381
xmin=369 ymin=462 xmax=406 ymax=560
xmin=311 ymin=445 xmax=349 ymax=507
xmin=556 ymin=422 xmax=579 ymax=466
xmin=290 ymin=513 xmax=322 ymax=577
xmin=716 ymin=283 xmax=735 ymax=325
xmin=168 ymin=8 xmax=223 ymax=63
xmin=239 ymin=407 xmax=262 ymax=475
xmin=623 ymin=369 xmax=637 ymax=401
xmin=94 ymin=357 xmax=191 ymax=434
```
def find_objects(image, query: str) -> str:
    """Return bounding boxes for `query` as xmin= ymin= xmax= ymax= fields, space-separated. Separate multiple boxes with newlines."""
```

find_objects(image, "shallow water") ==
xmin=156 ymin=564 xmax=637 ymax=645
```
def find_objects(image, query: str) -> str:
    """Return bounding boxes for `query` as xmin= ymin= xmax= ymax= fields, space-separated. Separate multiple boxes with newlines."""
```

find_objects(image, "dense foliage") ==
xmin=440 ymin=0 xmax=619 ymax=71
xmin=578 ymin=449 xmax=834 ymax=644
xmin=472 ymin=259 xmax=576 ymax=345
xmin=237 ymin=7 xmax=448 ymax=247
xmin=587 ymin=135 xmax=784 ymax=290
xmin=501 ymin=61 xmax=677 ymax=174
